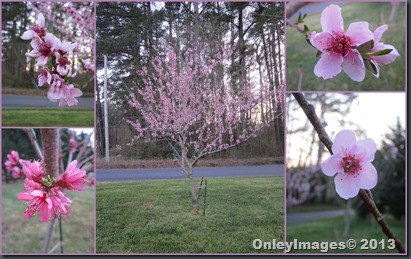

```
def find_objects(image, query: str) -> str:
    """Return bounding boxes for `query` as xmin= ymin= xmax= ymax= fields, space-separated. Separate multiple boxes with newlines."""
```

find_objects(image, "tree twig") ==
xmin=42 ymin=218 xmax=55 ymax=253
xmin=23 ymin=128 xmax=44 ymax=160
xmin=292 ymin=93 xmax=333 ymax=153
xmin=292 ymin=93 xmax=405 ymax=253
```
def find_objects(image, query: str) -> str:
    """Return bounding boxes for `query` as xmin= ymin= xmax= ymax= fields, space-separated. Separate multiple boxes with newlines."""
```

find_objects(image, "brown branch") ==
xmin=23 ymin=128 xmax=44 ymax=160
xmin=41 ymin=129 xmax=59 ymax=178
xmin=292 ymin=93 xmax=333 ymax=153
xmin=286 ymin=21 xmax=305 ymax=34
xmin=358 ymin=190 xmax=405 ymax=253
xmin=286 ymin=2 xmax=312 ymax=18
xmin=293 ymin=93 xmax=405 ymax=253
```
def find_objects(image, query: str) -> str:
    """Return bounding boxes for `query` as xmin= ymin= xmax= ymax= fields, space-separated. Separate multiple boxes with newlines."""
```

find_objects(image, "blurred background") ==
xmin=286 ymin=2 xmax=405 ymax=91
xmin=286 ymin=92 xmax=405 ymax=253
xmin=2 ymin=128 xmax=95 ymax=254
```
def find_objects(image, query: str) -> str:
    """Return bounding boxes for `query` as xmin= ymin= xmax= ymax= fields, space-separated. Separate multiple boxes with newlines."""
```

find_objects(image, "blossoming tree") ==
xmin=127 ymin=44 xmax=282 ymax=213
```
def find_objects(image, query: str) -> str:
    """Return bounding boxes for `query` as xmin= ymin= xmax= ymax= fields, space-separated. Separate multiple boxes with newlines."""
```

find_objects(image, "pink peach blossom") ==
xmin=18 ymin=188 xmax=72 ymax=222
xmin=57 ymin=40 xmax=77 ymax=54
xmin=12 ymin=167 xmax=22 ymax=179
xmin=321 ymin=130 xmax=378 ymax=199
xmin=55 ymin=52 xmax=71 ymax=76
xmin=55 ymin=160 xmax=86 ymax=191
xmin=21 ymin=13 xmax=46 ymax=40
xmin=5 ymin=150 xmax=20 ymax=171
xmin=310 ymin=4 xmax=373 ymax=82
xmin=23 ymin=178 xmax=42 ymax=192
xmin=68 ymin=138 xmax=78 ymax=153
xmin=27 ymin=34 xmax=60 ymax=66
xmin=18 ymin=190 xmax=53 ymax=222
xmin=59 ymin=84 xmax=83 ymax=107
xmin=368 ymin=24 xmax=400 ymax=77
xmin=47 ymin=74 xmax=66 ymax=101
xmin=7 ymin=150 xmax=20 ymax=165
xmin=48 ymin=187 xmax=72 ymax=217
xmin=21 ymin=160 xmax=45 ymax=184
xmin=38 ymin=69 xmax=52 ymax=87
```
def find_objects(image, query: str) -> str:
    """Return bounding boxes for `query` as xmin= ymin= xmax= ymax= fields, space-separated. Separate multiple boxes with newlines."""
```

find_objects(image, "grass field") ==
xmin=2 ymin=108 xmax=94 ymax=126
xmin=97 ymin=156 xmax=283 ymax=169
xmin=2 ymin=182 xmax=95 ymax=254
xmin=286 ymin=2 xmax=405 ymax=91
xmin=287 ymin=216 xmax=405 ymax=253
xmin=96 ymin=176 xmax=284 ymax=254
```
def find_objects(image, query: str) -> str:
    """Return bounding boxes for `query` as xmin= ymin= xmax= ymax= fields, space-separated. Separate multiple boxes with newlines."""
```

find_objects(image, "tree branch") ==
xmin=292 ymin=93 xmax=405 ymax=253
xmin=23 ymin=128 xmax=44 ymax=160
xmin=292 ymin=93 xmax=333 ymax=153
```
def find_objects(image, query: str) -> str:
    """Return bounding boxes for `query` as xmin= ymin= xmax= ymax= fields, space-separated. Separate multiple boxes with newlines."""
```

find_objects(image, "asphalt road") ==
xmin=2 ymin=95 xmax=94 ymax=108
xmin=97 ymin=164 xmax=284 ymax=182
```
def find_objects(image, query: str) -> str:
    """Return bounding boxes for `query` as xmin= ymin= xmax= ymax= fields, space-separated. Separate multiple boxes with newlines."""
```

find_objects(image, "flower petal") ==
xmin=369 ymin=59 xmax=380 ymax=78
xmin=321 ymin=5 xmax=344 ymax=34
xmin=310 ymin=32 xmax=333 ymax=52
xmin=332 ymin=130 xmax=357 ymax=155
xmin=334 ymin=173 xmax=360 ymax=199
xmin=345 ymin=21 xmax=373 ymax=46
xmin=342 ymin=49 xmax=366 ymax=82
xmin=321 ymin=154 xmax=343 ymax=177
xmin=356 ymin=162 xmax=378 ymax=190
xmin=37 ymin=13 xmax=45 ymax=27
xmin=373 ymin=24 xmax=388 ymax=43
xmin=21 ymin=30 xmax=36 ymax=40
xmin=356 ymin=138 xmax=377 ymax=163
xmin=372 ymin=44 xmax=400 ymax=65
xmin=314 ymin=53 xmax=343 ymax=79
xmin=17 ymin=192 xmax=33 ymax=201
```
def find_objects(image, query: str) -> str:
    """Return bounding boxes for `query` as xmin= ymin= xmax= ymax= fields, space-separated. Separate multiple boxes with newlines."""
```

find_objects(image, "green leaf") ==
xmin=315 ymin=50 xmax=322 ymax=58
xmin=304 ymin=25 xmax=309 ymax=33
xmin=368 ymin=49 xmax=393 ymax=56
xmin=357 ymin=40 xmax=374 ymax=53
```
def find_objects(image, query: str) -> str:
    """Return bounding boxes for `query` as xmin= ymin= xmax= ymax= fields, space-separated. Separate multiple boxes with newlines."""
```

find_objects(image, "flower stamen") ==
xmin=342 ymin=155 xmax=362 ymax=174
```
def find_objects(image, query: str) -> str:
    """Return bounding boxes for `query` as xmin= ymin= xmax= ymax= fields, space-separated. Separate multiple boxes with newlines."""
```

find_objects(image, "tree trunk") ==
xmin=41 ymin=129 xmax=59 ymax=178
xmin=179 ymin=137 xmax=199 ymax=214
xmin=187 ymin=165 xmax=199 ymax=214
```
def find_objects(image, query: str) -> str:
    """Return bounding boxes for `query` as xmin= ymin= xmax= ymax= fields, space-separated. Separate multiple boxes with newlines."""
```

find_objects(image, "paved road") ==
xmin=287 ymin=209 xmax=355 ymax=224
xmin=97 ymin=164 xmax=284 ymax=182
xmin=2 ymin=95 xmax=94 ymax=108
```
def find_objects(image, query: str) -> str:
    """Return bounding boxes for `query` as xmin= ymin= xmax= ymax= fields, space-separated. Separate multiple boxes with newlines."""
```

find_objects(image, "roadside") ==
xmin=96 ymin=156 xmax=283 ymax=169
xmin=2 ymin=87 xmax=94 ymax=98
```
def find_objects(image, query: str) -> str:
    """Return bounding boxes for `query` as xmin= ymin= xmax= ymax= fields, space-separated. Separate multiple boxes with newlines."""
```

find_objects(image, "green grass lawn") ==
xmin=287 ymin=216 xmax=405 ymax=253
xmin=286 ymin=2 xmax=405 ymax=91
xmin=96 ymin=176 xmax=284 ymax=254
xmin=2 ymin=182 xmax=95 ymax=254
xmin=2 ymin=108 xmax=94 ymax=126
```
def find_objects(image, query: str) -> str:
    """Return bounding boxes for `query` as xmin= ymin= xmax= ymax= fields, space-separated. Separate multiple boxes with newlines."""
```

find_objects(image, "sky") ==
xmin=71 ymin=128 xmax=94 ymax=145
xmin=287 ymin=92 xmax=405 ymax=167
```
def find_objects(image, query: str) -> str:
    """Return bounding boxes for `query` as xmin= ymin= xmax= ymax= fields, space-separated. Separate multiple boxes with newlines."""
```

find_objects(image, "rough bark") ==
xmin=41 ymin=129 xmax=59 ymax=178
